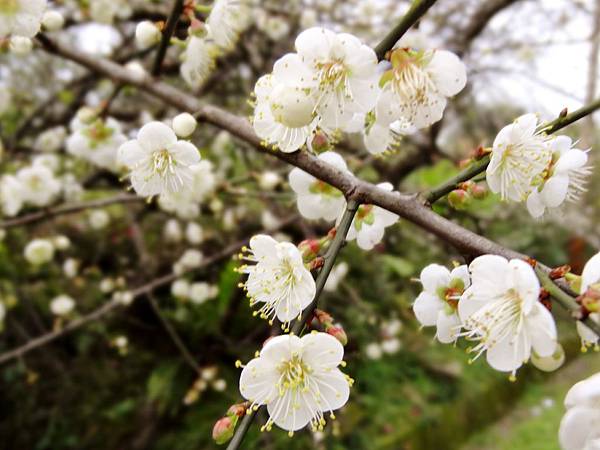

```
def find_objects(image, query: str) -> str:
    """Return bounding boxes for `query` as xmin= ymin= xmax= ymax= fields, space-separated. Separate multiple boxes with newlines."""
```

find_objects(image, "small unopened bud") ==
xmin=469 ymin=183 xmax=487 ymax=200
xmin=227 ymin=402 xmax=249 ymax=417
xmin=549 ymin=265 xmax=571 ymax=280
xmin=311 ymin=132 xmax=329 ymax=152
xmin=135 ymin=21 xmax=162 ymax=49
xmin=565 ymin=273 xmax=582 ymax=294
xmin=559 ymin=107 xmax=568 ymax=118
xmin=327 ymin=324 xmax=348 ymax=346
xmin=314 ymin=309 xmax=333 ymax=326
xmin=212 ymin=416 xmax=235 ymax=445
xmin=531 ymin=343 xmax=565 ymax=372
xmin=172 ymin=113 xmax=197 ymax=138
xmin=448 ymin=189 xmax=471 ymax=210
xmin=42 ymin=11 xmax=65 ymax=31
xmin=458 ymin=158 xmax=473 ymax=169
xmin=298 ymin=238 xmax=321 ymax=260
xmin=579 ymin=285 xmax=600 ymax=313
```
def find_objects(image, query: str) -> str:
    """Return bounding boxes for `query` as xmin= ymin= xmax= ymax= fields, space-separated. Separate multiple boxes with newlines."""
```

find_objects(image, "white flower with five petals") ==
xmin=342 ymin=182 xmax=399 ymax=250
xmin=526 ymin=135 xmax=591 ymax=218
xmin=486 ymin=114 xmax=552 ymax=202
xmin=576 ymin=252 xmax=600 ymax=350
xmin=238 ymin=235 xmax=316 ymax=328
xmin=118 ymin=122 xmax=200 ymax=197
xmin=294 ymin=27 xmax=380 ymax=131
xmin=239 ymin=333 xmax=350 ymax=433
xmin=413 ymin=263 xmax=470 ymax=343
xmin=458 ymin=255 xmax=557 ymax=376
xmin=288 ymin=151 xmax=348 ymax=221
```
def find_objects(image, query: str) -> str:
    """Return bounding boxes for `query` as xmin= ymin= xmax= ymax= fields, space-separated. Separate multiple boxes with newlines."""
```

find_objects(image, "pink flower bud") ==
xmin=311 ymin=132 xmax=329 ymax=152
xmin=448 ymin=189 xmax=471 ymax=210
xmin=212 ymin=416 xmax=235 ymax=445
xmin=327 ymin=324 xmax=348 ymax=346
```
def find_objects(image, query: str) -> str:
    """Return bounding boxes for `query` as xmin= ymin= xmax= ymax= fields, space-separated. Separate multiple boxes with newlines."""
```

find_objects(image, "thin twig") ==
xmin=226 ymin=200 xmax=360 ymax=450
xmin=0 ymin=194 xmax=143 ymax=229
xmin=374 ymin=0 xmax=438 ymax=60
xmin=152 ymin=0 xmax=185 ymax=76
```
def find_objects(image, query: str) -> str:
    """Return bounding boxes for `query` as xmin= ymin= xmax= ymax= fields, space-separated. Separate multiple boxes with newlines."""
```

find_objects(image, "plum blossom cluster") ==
xmin=413 ymin=255 xmax=559 ymax=378
xmin=251 ymin=27 xmax=466 ymax=155
xmin=486 ymin=114 xmax=592 ymax=218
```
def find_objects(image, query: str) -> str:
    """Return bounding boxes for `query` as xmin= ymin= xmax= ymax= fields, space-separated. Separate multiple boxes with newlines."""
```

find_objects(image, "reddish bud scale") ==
xmin=314 ymin=309 xmax=333 ymax=326
xmin=474 ymin=145 xmax=491 ymax=159
xmin=227 ymin=402 xmax=249 ymax=417
xmin=549 ymin=265 xmax=571 ymax=280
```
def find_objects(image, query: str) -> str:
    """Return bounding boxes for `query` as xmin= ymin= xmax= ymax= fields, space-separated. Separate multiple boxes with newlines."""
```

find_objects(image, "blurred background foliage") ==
xmin=1 ymin=0 xmax=600 ymax=449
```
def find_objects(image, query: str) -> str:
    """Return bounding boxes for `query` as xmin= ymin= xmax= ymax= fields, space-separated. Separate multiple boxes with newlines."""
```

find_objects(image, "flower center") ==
xmin=152 ymin=149 xmax=174 ymax=178
xmin=269 ymin=84 xmax=314 ymax=128
xmin=84 ymin=120 xmax=115 ymax=148
xmin=277 ymin=354 xmax=311 ymax=392
xmin=0 ymin=0 xmax=18 ymax=15
xmin=354 ymin=204 xmax=375 ymax=231
xmin=309 ymin=180 xmax=343 ymax=198
xmin=316 ymin=59 xmax=347 ymax=91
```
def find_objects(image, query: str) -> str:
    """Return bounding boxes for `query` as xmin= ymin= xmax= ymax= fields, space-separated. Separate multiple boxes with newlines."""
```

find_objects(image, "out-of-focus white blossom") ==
xmin=89 ymin=209 xmax=110 ymax=230
xmin=34 ymin=126 xmax=66 ymax=152
xmin=17 ymin=165 xmax=61 ymax=207
xmin=50 ymin=295 xmax=75 ymax=316
xmin=24 ymin=238 xmax=55 ymax=265
xmin=185 ymin=222 xmax=203 ymax=244
xmin=205 ymin=0 xmax=251 ymax=51
xmin=180 ymin=37 xmax=218 ymax=89
xmin=63 ymin=258 xmax=79 ymax=278
xmin=172 ymin=113 xmax=197 ymax=138
xmin=189 ymin=282 xmax=218 ymax=304
xmin=88 ymin=0 xmax=131 ymax=24
xmin=41 ymin=10 xmax=64 ymax=31
xmin=9 ymin=36 xmax=32 ymax=54
xmin=0 ymin=0 xmax=46 ymax=38
xmin=135 ymin=21 xmax=161 ymax=49
xmin=258 ymin=171 xmax=281 ymax=190
xmin=164 ymin=219 xmax=183 ymax=243
xmin=67 ymin=116 xmax=127 ymax=172
xmin=171 ymin=279 xmax=191 ymax=299
xmin=52 ymin=235 xmax=70 ymax=250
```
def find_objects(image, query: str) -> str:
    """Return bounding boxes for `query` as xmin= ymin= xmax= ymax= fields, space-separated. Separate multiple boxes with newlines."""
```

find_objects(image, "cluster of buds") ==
xmin=298 ymin=228 xmax=336 ymax=268
xmin=314 ymin=309 xmax=348 ymax=345
xmin=212 ymin=402 xmax=250 ymax=445
xmin=448 ymin=180 xmax=488 ymax=210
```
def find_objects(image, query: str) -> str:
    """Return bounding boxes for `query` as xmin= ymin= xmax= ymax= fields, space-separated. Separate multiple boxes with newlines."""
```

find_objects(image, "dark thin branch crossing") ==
xmin=152 ymin=0 xmax=185 ymax=76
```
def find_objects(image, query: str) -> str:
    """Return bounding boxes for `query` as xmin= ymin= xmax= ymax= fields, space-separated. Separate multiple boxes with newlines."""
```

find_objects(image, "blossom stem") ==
xmin=152 ymin=0 xmax=185 ymax=76
xmin=292 ymin=199 xmax=360 ymax=334
xmin=535 ymin=266 xmax=600 ymax=337
xmin=374 ymin=0 xmax=438 ymax=60
xmin=226 ymin=200 xmax=360 ymax=450
xmin=424 ymin=98 xmax=600 ymax=204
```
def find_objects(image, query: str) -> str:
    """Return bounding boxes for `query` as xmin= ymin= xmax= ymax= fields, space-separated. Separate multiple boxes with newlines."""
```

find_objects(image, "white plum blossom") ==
xmin=171 ymin=279 xmax=190 ymax=299
xmin=343 ymin=182 xmax=399 ymax=250
xmin=363 ymin=118 xmax=407 ymax=155
xmin=88 ymin=0 xmax=131 ymax=24
xmin=252 ymin=55 xmax=319 ymax=153
xmin=0 ymin=175 xmax=24 ymax=216
xmin=458 ymin=255 xmax=557 ymax=376
xmin=24 ymin=238 xmax=55 ymax=265
xmin=559 ymin=372 xmax=600 ymax=450
xmin=258 ymin=171 xmax=281 ymax=190
xmin=413 ymin=263 xmax=470 ymax=343
xmin=486 ymin=114 xmax=552 ymax=202
xmin=180 ymin=37 xmax=218 ymax=89
xmin=35 ymin=126 xmax=66 ymax=152
xmin=205 ymin=0 xmax=251 ymax=51
xmin=576 ymin=252 xmax=600 ymax=350
xmin=289 ymin=151 xmax=348 ymax=221
xmin=89 ymin=209 xmax=110 ymax=230
xmin=0 ymin=0 xmax=46 ymax=38
xmin=172 ymin=113 xmax=197 ymax=138
xmin=50 ymin=295 xmax=75 ymax=316
xmin=294 ymin=27 xmax=380 ymax=131
xmin=135 ymin=21 xmax=161 ymax=49
xmin=239 ymin=333 xmax=350 ymax=433
xmin=238 ymin=235 xmax=316 ymax=328
xmin=375 ymin=46 xmax=466 ymax=132
xmin=118 ymin=122 xmax=201 ymax=197
xmin=526 ymin=135 xmax=591 ymax=218
xmin=17 ymin=164 xmax=61 ymax=207
xmin=164 ymin=219 xmax=183 ymax=242
xmin=189 ymin=282 xmax=218 ymax=304
xmin=185 ymin=222 xmax=203 ymax=244
xmin=67 ymin=117 xmax=127 ymax=172
xmin=41 ymin=10 xmax=64 ymax=31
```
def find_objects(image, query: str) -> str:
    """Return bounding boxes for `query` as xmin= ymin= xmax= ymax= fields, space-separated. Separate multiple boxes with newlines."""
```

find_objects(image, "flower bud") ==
xmin=258 ymin=171 xmax=281 ymax=190
xmin=9 ymin=36 xmax=32 ymax=55
xmin=172 ymin=112 xmax=197 ymax=138
xmin=76 ymin=107 xmax=98 ymax=125
xmin=310 ymin=132 xmax=329 ymax=152
xmin=469 ymin=183 xmax=487 ymax=200
xmin=189 ymin=17 xmax=207 ymax=37
xmin=135 ymin=21 xmax=162 ymax=49
xmin=298 ymin=238 xmax=321 ymax=261
xmin=42 ymin=11 xmax=65 ymax=31
xmin=579 ymin=285 xmax=600 ymax=313
xmin=212 ymin=416 xmax=235 ymax=445
xmin=327 ymin=324 xmax=348 ymax=346
xmin=448 ymin=189 xmax=471 ymax=210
